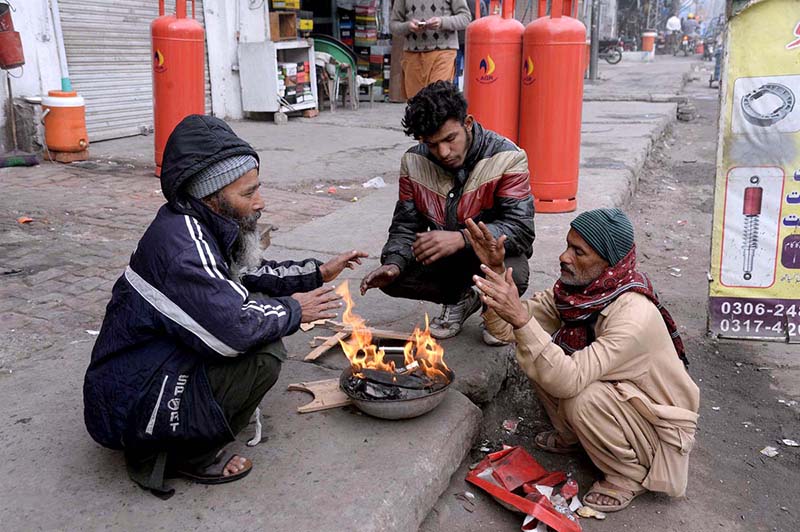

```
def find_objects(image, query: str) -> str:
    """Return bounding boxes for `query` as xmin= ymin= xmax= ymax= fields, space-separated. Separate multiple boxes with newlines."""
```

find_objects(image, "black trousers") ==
xmin=381 ymin=250 xmax=530 ymax=305
xmin=126 ymin=346 xmax=282 ymax=494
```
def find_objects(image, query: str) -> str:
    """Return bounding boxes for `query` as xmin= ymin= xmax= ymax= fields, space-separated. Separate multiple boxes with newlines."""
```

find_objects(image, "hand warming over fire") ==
xmin=473 ymin=265 xmax=529 ymax=329
xmin=319 ymin=250 xmax=369 ymax=282
xmin=464 ymin=219 xmax=506 ymax=274
xmin=360 ymin=264 xmax=401 ymax=295
xmin=412 ymin=230 xmax=464 ymax=265
xmin=291 ymin=285 xmax=343 ymax=323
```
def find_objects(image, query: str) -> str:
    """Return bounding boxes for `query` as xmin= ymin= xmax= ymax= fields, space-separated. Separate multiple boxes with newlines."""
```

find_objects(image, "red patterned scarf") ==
xmin=552 ymin=246 xmax=688 ymax=367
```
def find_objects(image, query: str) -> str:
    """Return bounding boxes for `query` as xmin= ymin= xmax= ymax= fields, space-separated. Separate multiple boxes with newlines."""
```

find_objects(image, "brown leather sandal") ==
xmin=582 ymin=481 xmax=645 ymax=512
xmin=533 ymin=430 xmax=581 ymax=454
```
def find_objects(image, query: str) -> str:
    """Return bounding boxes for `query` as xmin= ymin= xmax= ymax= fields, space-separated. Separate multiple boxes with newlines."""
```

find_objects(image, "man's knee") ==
xmin=505 ymin=255 xmax=530 ymax=295
xmin=562 ymin=382 xmax=613 ymax=429
xmin=252 ymin=352 xmax=282 ymax=393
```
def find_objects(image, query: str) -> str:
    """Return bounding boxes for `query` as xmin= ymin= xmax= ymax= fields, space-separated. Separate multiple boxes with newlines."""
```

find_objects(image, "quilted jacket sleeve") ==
xmin=483 ymin=149 xmax=536 ymax=256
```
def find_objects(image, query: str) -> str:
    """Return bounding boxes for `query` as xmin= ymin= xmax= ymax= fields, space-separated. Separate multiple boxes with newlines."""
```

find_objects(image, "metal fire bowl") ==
xmin=339 ymin=367 xmax=455 ymax=420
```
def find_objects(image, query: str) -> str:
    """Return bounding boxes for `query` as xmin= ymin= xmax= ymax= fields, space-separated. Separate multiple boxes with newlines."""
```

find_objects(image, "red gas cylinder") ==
xmin=464 ymin=0 xmax=524 ymax=143
xmin=518 ymin=0 xmax=586 ymax=213
xmin=0 ymin=3 xmax=23 ymax=70
xmin=152 ymin=0 xmax=205 ymax=176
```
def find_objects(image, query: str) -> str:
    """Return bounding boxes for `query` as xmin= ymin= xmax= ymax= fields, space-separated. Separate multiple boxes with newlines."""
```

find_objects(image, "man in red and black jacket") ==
xmin=361 ymin=81 xmax=535 ymax=344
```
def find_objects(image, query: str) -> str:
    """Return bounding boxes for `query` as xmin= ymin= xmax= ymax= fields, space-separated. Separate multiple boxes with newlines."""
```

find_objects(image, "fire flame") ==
xmin=335 ymin=281 xmax=450 ymax=382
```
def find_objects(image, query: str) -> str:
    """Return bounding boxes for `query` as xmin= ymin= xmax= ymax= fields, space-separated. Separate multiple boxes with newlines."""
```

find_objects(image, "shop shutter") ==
xmin=58 ymin=0 xmax=212 ymax=142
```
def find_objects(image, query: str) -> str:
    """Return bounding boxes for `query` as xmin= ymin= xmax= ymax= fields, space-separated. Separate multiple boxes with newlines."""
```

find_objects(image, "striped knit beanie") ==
xmin=184 ymin=154 xmax=259 ymax=199
xmin=570 ymin=208 xmax=635 ymax=266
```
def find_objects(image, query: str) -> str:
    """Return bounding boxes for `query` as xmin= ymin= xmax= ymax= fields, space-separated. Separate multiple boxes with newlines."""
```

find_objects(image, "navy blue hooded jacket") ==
xmin=83 ymin=115 xmax=322 ymax=452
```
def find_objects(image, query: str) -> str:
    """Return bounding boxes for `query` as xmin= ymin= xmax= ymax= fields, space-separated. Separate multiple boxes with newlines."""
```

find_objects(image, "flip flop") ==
xmin=582 ymin=481 xmax=644 ymax=513
xmin=176 ymin=448 xmax=253 ymax=485
xmin=534 ymin=430 xmax=581 ymax=454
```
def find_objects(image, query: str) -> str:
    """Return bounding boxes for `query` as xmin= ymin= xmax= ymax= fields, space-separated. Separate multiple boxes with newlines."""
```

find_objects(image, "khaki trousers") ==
xmin=402 ymin=49 xmax=458 ymax=98
xmin=534 ymin=381 xmax=660 ymax=493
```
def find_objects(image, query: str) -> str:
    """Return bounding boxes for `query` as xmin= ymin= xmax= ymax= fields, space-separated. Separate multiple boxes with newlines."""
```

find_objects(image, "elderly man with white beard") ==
xmin=83 ymin=115 xmax=367 ymax=496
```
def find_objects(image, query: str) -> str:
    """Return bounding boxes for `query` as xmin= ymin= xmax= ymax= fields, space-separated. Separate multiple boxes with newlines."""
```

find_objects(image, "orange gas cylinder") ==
xmin=152 ymin=0 xmax=205 ymax=176
xmin=518 ymin=0 xmax=586 ymax=213
xmin=464 ymin=0 xmax=524 ymax=143
xmin=41 ymin=90 xmax=89 ymax=152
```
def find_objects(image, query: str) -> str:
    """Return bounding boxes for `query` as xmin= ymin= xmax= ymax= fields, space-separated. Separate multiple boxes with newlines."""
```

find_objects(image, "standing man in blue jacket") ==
xmin=83 ymin=115 xmax=367 ymax=494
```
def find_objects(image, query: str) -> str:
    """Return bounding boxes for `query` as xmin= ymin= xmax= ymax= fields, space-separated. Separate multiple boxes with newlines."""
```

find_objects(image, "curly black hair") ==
xmin=401 ymin=81 xmax=468 ymax=139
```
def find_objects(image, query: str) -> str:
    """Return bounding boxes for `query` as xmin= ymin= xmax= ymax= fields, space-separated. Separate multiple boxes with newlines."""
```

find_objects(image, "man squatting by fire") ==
xmin=361 ymin=81 xmax=536 ymax=345
xmin=467 ymin=208 xmax=700 ymax=513
xmin=83 ymin=115 xmax=367 ymax=493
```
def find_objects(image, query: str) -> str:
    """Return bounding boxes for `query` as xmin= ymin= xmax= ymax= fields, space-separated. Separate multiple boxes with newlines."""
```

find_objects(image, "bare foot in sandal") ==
xmin=583 ymin=480 xmax=643 ymax=512
xmin=223 ymin=455 xmax=249 ymax=477
xmin=177 ymin=449 xmax=253 ymax=485
xmin=534 ymin=430 xmax=580 ymax=454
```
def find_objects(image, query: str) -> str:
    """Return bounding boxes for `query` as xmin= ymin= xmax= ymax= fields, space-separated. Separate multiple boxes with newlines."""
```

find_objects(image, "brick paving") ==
xmin=0 ymin=160 xmax=346 ymax=371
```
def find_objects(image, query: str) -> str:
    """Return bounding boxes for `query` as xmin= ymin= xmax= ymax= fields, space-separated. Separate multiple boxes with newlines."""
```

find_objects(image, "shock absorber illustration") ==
xmin=742 ymin=175 xmax=763 ymax=281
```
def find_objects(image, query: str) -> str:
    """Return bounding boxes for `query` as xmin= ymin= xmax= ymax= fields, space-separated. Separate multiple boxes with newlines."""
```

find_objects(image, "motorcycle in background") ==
xmin=703 ymin=37 xmax=715 ymax=61
xmin=599 ymin=38 xmax=623 ymax=64
xmin=674 ymin=34 xmax=693 ymax=56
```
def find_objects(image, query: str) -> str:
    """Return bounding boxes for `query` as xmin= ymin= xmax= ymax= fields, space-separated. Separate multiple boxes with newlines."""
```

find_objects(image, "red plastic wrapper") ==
xmin=560 ymin=478 xmax=579 ymax=500
xmin=466 ymin=446 xmax=581 ymax=532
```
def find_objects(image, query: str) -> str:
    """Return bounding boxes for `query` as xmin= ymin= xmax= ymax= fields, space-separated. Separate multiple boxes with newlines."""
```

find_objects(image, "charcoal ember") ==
xmin=340 ymin=366 xmax=452 ymax=401
xmin=360 ymin=368 xmax=435 ymax=389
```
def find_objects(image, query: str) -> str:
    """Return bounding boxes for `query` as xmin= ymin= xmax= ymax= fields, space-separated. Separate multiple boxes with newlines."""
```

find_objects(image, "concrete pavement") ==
xmin=0 ymin=56 xmax=698 ymax=531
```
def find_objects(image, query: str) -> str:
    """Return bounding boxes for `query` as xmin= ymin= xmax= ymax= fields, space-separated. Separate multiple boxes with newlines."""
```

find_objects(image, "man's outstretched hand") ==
xmin=464 ymin=219 xmax=506 ymax=274
xmin=319 ymin=250 xmax=369 ymax=282
xmin=291 ymin=285 xmax=343 ymax=323
xmin=360 ymin=264 xmax=400 ymax=295
xmin=473 ymin=265 xmax=528 ymax=329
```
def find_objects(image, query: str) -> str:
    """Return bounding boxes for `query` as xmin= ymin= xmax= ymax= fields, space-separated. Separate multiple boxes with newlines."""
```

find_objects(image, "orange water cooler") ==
xmin=41 ymin=90 xmax=89 ymax=154
xmin=464 ymin=0 xmax=524 ymax=143
xmin=152 ymin=0 xmax=205 ymax=176
xmin=518 ymin=0 xmax=586 ymax=213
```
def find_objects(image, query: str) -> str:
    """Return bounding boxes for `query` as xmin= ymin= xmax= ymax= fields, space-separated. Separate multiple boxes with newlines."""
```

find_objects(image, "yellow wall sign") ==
xmin=709 ymin=0 xmax=800 ymax=341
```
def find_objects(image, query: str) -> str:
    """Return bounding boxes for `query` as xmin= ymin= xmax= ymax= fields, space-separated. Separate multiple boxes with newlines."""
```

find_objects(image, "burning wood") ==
xmin=335 ymin=282 xmax=451 ymax=384
xmin=335 ymin=282 xmax=453 ymax=408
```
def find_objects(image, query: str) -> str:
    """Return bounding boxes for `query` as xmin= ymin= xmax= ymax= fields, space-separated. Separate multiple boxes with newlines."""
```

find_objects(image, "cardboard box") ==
xmin=270 ymin=11 xmax=297 ymax=41
xmin=279 ymin=62 xmax=298 ymax=76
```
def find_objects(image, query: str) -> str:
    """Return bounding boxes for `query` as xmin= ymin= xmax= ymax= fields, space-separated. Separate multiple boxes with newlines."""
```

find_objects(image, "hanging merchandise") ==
xmin=354 ymin=0 xmax=379 ymax=47
xmin=464 ymin=0 xmax=524 ymax=143
xmin=151 ymin=0 xmax=205 ymax=176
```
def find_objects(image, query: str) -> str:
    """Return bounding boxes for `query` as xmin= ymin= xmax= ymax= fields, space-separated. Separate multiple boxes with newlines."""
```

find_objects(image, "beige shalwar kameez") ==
xmin=484 ymin=289 xmax=700 ymax=497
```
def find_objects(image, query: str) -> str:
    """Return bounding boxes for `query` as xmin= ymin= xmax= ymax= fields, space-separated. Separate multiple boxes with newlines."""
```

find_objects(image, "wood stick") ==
xmin=304 ymin=331 xmax=349 ymax=361
xmin=328 ymin=322 xmax=413 ymax=341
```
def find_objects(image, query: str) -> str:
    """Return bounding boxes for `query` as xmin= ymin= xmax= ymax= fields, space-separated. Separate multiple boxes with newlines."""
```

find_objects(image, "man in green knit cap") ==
xmin=466 ymin=208 xmax=699 ymax=514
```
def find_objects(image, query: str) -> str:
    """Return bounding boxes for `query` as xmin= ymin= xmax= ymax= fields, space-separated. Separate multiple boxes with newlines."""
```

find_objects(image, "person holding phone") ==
xmin=389 ymin=0 xmax=471 ymax=98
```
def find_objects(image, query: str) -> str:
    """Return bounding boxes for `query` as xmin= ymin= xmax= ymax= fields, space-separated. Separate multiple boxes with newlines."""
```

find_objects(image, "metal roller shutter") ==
xmin=58 ymin=0 xmax=212 ymax=142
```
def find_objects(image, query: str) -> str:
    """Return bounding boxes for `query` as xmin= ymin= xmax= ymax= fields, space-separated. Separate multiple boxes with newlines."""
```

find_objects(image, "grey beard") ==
xmin=230 ymin=230 xmax=264 ymax=283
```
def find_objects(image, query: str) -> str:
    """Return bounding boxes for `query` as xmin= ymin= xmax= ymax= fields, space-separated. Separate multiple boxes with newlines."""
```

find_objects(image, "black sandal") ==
xmin=176 ymin=448 xmax=253 ymax=485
